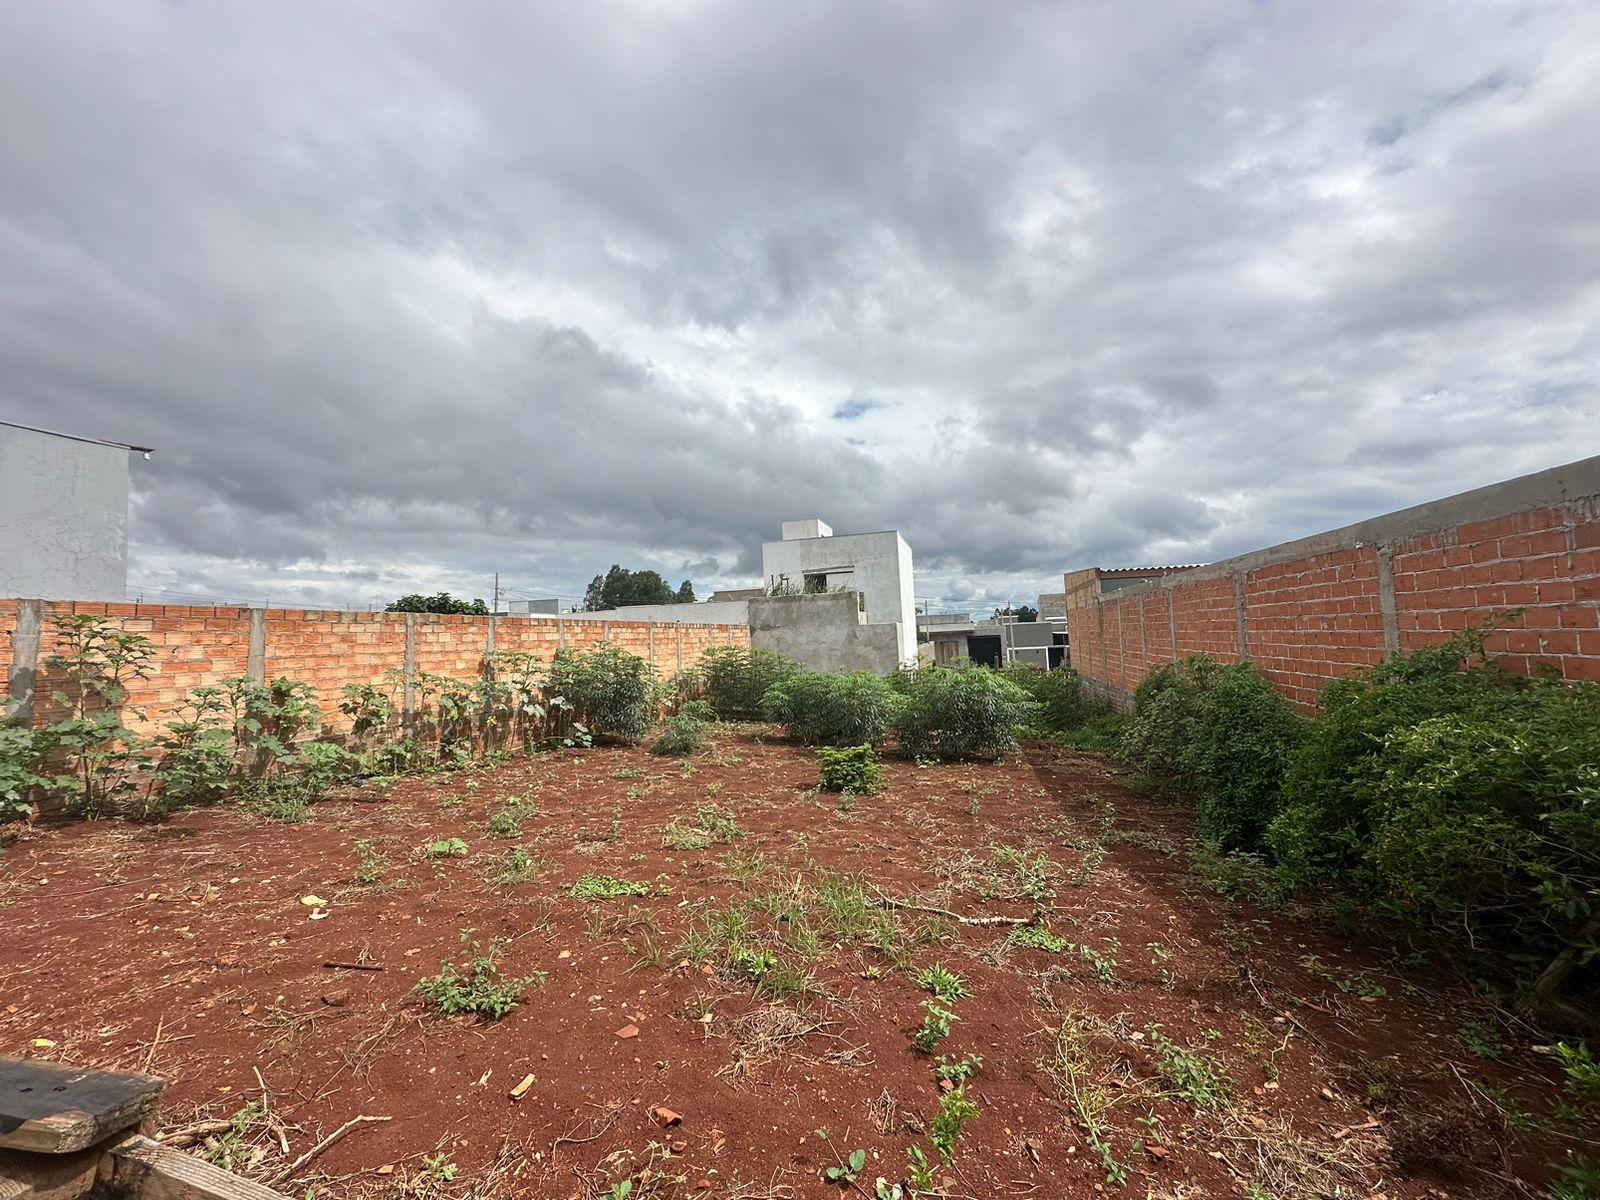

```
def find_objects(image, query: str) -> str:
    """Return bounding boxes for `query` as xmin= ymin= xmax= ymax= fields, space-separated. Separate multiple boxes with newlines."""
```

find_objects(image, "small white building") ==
xmin=0 ymin=421 xmax=150 ymax=601
xmin=761 ymin=519 xmax=917 ymax=664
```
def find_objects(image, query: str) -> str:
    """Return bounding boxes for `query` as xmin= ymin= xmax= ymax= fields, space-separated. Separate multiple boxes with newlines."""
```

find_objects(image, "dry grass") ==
xmin=713 ymin=1003 xmax=834 ymax=1084
xmin=1208 ymin=1110 xmax=1385 ymax=1200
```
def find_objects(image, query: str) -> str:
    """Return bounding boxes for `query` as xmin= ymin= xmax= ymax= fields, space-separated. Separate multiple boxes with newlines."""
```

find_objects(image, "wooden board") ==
xmin=110 ymin=1135 xmax=292 ymax=1200
xmin=0 ymin=1056 xmax=163 ymax=1154
xmin=0 ymin=1144 xmax=106 ymax=1200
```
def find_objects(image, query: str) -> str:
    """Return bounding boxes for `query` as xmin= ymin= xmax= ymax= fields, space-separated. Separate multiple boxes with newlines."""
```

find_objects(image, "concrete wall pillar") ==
xmin=1233 ymin=573 xmax=1250 ymax=661
xmin=403 ymin=613 xmax=416 ymax=721
xmin=246 ymin=609 xmax=266 ymax=683
xmin=5 ymin=599 xmax=43 ymax=721
xmin=1376 ymin=546 xmax=1401 ymax=659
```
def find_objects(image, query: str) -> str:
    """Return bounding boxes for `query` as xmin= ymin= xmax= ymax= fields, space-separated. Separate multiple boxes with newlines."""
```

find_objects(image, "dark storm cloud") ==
xmin=1 ymin=1 xmax=1597 ymax=611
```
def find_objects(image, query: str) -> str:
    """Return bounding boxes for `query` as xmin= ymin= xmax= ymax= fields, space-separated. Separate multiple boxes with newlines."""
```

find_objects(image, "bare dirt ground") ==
xmin=0 ymin=725 xmax=1586 ymax=1199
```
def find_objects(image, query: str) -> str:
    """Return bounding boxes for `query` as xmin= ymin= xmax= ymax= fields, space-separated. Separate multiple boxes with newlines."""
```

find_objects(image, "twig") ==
xmin=265 ymin=1115 xmax=391 ymax=1185
xmin=253 ymin=1066 xmax=270 ymax=1117
xmin=868 ymin=884 xmax=1030 ymax=926
xmin=322 ymin=960 xmax=385 ymax=972
xmin=551 ymin=1094 xmax=637 ymax=1156
xmin=141 ymin=1016 xmax=164 ymax=1073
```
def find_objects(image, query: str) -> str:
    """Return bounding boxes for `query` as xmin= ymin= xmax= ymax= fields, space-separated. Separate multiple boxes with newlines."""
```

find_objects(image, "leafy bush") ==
xmin=295 ymin=740 xmax=359 ymax=791
xmin=415 ymin=932 xmax=545 ymax=1019
xmin=1002 ymin=666 xmax=1110 ymax=735
xmin=1308 ymin=677 xmax=1600 ymax=1013
xmin=761 ymin=671 xmax=900 ymax=745
xmin=695 ymin=646 xmax=801 ymax=720
xmin=890 ymin=665 xmax=1033 ymax=760
xmin=42 ymin=614 xmax=158 ymax=818
xmin=1059 ymin=712 xmax=1129 ymax=754
xmin=1120 ymin=657 xmax=1303 ymax=851
xmin=0 ymin=719 xmax=49 ymax=821
xmin=149 ymin=686 xmax=235 ymax=813
xmin=677 ymin=699 xmax=717 ymax=723
xmin=546 ymin=644 xmax=656 ymax=741
xmin=817 ymin=744 xmax=883 ymax=794
xmin=1270 ymin=627 xmax=1540 ymax=885
xmin=651 ymin=712 xmax=705 ymax=756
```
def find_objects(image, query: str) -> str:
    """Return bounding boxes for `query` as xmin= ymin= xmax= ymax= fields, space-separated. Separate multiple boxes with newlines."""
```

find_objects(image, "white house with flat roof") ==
xmin=760 ymin=519 xmax=917 ymax=664
xmin=0 ymin=420 xmax=150 ymax=601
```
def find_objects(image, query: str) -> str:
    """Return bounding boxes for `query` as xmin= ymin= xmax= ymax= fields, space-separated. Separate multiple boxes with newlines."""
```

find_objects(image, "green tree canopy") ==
xmin=994 ymin=604 xmax=1039 ymax=622
xmin=386 ymin=592 xmax=489 ymax=615
xmin=582 ymin=565 xmax=696 ymax=611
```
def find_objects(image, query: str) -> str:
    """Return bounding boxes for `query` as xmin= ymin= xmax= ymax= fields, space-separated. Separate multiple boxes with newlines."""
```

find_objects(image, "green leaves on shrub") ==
xmin=651 ymin=712 xmax=706 ymax=756
xmin=761 ymin=671 xmax=900 ymax=745
xmin=817 ymin=744 xmax=883 ymax=794
xmin=891 ymin=665 xmax=1033 ymax=761
xmin=415 ymin=932 xmax=545 ymax=1019
xmin=1116 ymin=622 xmax=1600 ymax=1016
xmin=1001 ymin=665 xmax=1111 ymax=735
xmin=695 ymin=647 xmax=801 ymax=720
xmin=1119 ymin=657 xmax=1303 ymax=851
xmin=0 ymin=720 xmax=50 ymax=821
xmin=546 ymin=644 xmax=656 ymax=742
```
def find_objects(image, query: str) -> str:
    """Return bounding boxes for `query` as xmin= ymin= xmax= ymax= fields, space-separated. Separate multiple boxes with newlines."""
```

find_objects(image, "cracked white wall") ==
xmin=0 ymin=425 xmax=130 ymax=600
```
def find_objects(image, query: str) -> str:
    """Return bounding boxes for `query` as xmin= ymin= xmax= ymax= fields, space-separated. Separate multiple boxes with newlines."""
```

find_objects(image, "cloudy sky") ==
xmin=2 ymin=2 xmax=1597 ymax=613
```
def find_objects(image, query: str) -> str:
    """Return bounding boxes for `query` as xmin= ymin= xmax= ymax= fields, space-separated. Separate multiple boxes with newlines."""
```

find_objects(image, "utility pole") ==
xmin=493 ymin=572 xmax=500 ymax=615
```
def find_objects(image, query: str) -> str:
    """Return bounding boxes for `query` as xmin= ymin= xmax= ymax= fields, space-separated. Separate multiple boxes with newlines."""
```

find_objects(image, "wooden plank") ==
xmin=0 ymin=1056 xmax=163 ymax=1154
xmin=109 ymin=1135 xmax=292 ymax=1200
xmin=0 ymin=1144 xmax=106 ymax=1200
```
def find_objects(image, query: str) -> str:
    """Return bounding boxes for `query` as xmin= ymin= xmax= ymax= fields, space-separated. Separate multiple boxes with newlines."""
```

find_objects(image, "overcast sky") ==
xmin=2 ymin=2 xmax=1597 ymax=613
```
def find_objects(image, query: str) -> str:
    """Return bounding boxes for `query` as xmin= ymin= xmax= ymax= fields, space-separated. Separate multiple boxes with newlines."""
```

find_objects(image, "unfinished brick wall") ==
xmin=2 ymin=601 xmax=748 ymax=739
xmin=1067 ymin=457 xmax=1600 ymax=712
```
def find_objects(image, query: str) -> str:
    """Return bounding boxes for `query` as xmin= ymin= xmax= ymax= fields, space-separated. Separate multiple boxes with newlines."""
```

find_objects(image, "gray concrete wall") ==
xmin=748 ymin=592 xmax=905 ymax=674
xmin=760 ymin=528 xmax=917 ymax=662
xmin=0 ymin=425 xmax=131 ymax=601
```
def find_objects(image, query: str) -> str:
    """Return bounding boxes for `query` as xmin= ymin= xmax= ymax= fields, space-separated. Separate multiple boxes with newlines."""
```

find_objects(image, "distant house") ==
xmin=1062 ymin=565 xmax=1200 ymax=610
xmin=917 ymin=594 xmax=1070 ymax=669
xmin=0 ymin=421 xmax=151 ymax=601
xmin=761 ymin=519 xmax=917 ymax=664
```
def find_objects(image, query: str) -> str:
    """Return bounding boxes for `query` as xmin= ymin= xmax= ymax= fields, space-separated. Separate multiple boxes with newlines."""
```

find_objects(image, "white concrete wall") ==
xmin=760 ymin=528 xmax=917 ymax=663
xmin=0 ymin=425 xmax=130 ymax=601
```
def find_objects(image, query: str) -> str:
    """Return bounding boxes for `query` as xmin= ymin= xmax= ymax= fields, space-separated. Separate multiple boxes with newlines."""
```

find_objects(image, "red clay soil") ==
xmin=0 ymin=727 xmax=1589 ymax=1200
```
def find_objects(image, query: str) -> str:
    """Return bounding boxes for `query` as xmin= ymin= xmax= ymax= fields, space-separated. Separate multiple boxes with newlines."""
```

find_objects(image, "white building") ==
xmin=0 ymin=421 xmax=150 ymax=601
xmin=761 ymin=519 xmax=917 ymax=664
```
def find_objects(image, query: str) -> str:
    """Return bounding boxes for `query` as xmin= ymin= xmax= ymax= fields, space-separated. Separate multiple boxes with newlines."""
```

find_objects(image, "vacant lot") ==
xmin=0 ymin=726 xmax=1583 ymax=1199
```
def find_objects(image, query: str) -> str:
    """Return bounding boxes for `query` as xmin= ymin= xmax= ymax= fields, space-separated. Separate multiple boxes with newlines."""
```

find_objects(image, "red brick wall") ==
xmin=1067 ymin=466 xmax=1600 ymax=711
xmin=3 ymin=601 xmax=749 ymax=738
xmin=24 ymin=603 xmax=255 ymax=732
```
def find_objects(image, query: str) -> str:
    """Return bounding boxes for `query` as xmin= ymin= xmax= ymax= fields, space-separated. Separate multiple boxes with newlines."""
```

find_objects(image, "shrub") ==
xmin=1270 ymin=626 xmax=1537 ymax=885
xmin=1253 ymin=622 xmax=1600 ymax=1017
xmin=890 ymin=666 xmax=1033 ymax=760
xmin=415 ymin=932 xmax=545 ymax=1019
xmin=1059 ymin=712 xmax=1128 ymax=754
xmin=546 ymin=644 xmax=656 ymax=741
xmin=696 ymin=646 xmax=801 ymax=720
xmin=1002 ymin=666 xmax=1109 ymax=735
xmin=1120 ymin=657 xmax=1302 ymax=851
xmin=0 ymin=719 xmax=49 ymax=821
xmin=295 ymin=741 xmax=360 ymax=791
xmin=651 ymin=712 xmax=706 ymax=756
xmin=677 ymin=699 xmax=718 ymax=723
xmin=761 ymin=671 xmax=900 ymax=745
xmin=1338 ymin=686 xmax=1599 ymax=1012
xmin=817 ymin=744 xmax=883 ymax=794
